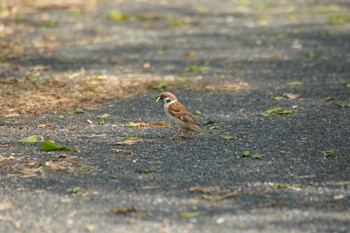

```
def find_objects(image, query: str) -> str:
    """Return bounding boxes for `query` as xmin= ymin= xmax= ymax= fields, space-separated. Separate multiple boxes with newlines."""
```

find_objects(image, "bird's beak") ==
xmin=155 ymin=96 xmax=161 ymax=103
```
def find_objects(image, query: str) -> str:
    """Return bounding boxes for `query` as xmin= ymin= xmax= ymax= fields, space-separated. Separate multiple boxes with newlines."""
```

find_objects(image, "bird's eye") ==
xmin=166 ymin=99 xmax=171 ymax=103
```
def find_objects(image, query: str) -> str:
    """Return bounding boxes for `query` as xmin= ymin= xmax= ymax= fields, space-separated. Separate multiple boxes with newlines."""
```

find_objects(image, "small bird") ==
xmin=156 ymin=92 xmax=212 ymax=139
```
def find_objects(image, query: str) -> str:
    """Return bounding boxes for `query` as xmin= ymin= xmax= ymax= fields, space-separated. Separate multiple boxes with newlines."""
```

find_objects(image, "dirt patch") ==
xmin=0 ymin=71 xmax=247 ymax=117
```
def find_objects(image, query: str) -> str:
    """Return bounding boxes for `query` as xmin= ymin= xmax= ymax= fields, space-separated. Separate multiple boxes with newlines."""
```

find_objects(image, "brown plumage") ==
xmin=156 ymin=92 xmax=212 ymax=139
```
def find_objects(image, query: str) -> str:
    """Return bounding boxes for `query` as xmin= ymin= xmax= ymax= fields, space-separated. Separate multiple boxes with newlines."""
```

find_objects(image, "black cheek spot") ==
xmin=166 ymin=99 xmax=171 ymax=103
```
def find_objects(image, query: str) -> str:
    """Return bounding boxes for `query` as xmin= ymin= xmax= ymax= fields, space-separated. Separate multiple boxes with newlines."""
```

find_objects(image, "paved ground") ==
xmin=1 ymin=0 xmax=350 ymax=232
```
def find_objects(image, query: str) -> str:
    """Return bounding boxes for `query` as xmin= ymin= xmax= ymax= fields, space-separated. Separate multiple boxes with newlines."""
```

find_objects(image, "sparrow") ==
xmin=156 ymin=92 xmax=212 ymax=139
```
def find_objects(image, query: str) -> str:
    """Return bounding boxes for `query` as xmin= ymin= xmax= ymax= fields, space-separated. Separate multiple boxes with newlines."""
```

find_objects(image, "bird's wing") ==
xmin=167 ymin=101 xmax=198 ymax=125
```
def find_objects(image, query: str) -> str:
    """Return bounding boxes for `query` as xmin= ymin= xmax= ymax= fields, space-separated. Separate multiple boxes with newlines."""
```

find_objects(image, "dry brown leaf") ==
xmin=283 ymin=93 xmax=301 ymax=99
xmin=38 ymin=123 xmax=52 ymax=128
xmin=147 ymin=121 xmax=170 ymax=127
xmin=112 ymin=149 xmax=133 ymax=155
xmin=112 ymin=206 xmax=135 ymax=215
xmin=115 ymin=140 xmax=138 ymax=146
xmin=188 ymin=186 xmax=220 ymax=194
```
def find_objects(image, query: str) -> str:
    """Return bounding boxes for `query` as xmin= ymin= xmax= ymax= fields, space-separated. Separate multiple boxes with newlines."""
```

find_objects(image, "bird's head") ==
xmin=156 ymin=92 xmax=177 ymax=104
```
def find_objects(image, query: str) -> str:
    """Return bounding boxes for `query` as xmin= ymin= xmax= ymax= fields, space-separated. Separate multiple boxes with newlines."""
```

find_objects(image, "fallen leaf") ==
xmin=242 ymin=150 xmax=251 ymax=157
xmin=188 ymin=186 xmax=219 ymax=194
xmin=259 ymin=107 xmax=297 ymax=116
xmin=115 ymin=140 xmax=138 ymax=145
xmin=147 ymin=121 xmax=170 ymax=126
xmin=38 ymin=123 xmax=52 ymax=128
xmin=66 ymin=186 xmax=84 ymax=193
xmin=304 ymin=51 xmax=315 ymax=58
xmin=134 ymin=167 xmax=157 ymax=173
xmin=112 ymin=206 xmax=135 ymax=215
xmin=220 ymin=135 xmax=239 ymax=140
xmin=125 ymin=121 xmax=170 ymax=127
xmin=153 ymin=82 xmax=169 ymax=90
xmin=108 ymin=174 xmax=118 ymax=180
xmin=204 ymin=120 xmax=216 ymax=125
xmin=272 ymin=95 xmax=283 ymax=101
xmin=125 ymin=122 xmax=144 ymax=127
xmin=324 ymin=97 xmax=336 ymax=101
xmin=335 ymin=103 xmax=350 ymax=108
xmin=40 ymin=140 xmax=74 ymax=151
xmin=201 ymin=194 xmax=214 ymax=200
xmin=125 ymin=134 xmax=141 ymax=140
xmin=18 ymin=135 xmax=43 ymax=143
xmin=112 ymin=148 xmax=133 ymax=155
xmin=273 ymin=183 xmax=300 ymax=190
xmin=98 ymin=120 xmax=105 ymax=125
xmin=209 ymin=125 xmax=220 ymax=130
xmin=189 ymin=65 xmax=212 ymax=72
xmin=73 ymin=108 xmax=84 ymax=114
xmin=194 ymin=110 xmax=201 ymax=115
xmin=251 ymin=153 xmax=265 ymax=159
xmin=184 ymin=51 xmax=196 ymax=57
xmin=345 ymin=83 xmax=350 ymax=89
xmin=85 ymin=224 xmax=96 ymax=232
xmin=97 ymin=113 xmax=110 ymax=119
xmin=323 ymin=149 xmax=335 ymax=157
xmin=283 ymin=93 xmax=301 ymax=99
xmin=179 ymin=211 xmax=202 ymax=218
xmin=287 ymin=81 xmax=303 ymax=86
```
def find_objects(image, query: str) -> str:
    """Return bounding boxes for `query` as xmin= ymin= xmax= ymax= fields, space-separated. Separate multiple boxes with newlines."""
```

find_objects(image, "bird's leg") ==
xmin=182 ymin=130 xmax=189 ymax=138
xmin=170 ymin=129 xmax=181 ymax=140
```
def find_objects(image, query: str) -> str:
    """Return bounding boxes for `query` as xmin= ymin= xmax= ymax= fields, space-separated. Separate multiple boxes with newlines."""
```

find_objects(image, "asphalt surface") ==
xmin=1 ymin=0 xmax=350 ymax=232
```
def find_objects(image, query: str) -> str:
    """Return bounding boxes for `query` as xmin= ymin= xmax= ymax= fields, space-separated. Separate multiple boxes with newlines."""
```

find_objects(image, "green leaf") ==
xmin=262 ymin=107 xmax=297 ymax=115
xmin=194 ymin=110 xmax=201 ymax=115
xmin=242 ymin=150 xmax=251 ymax=157
xmin=251 ymin=153 xmax=265 ymax=159
xmin=201 ymin=194 xmax=214 ymax=200
xmin=134 ymin=167 xmax=157 ymax=173
xmin=335 ymin=103 xmax=350 ymax=108
xmin=272 ymin=95 xmax=283 ymax=101
xmin=97 ymin=113 xmax=111 ymax=119
xmin=209 ymin=125 xmax=220 ymax=130
xmin=108 ymin=9 xmax=131 ymax=21
xmin=85 ymin=224 xmax=96 ymax=233
xmin=18 ymin=135 xmax=43 ymax=143
xmin=189 ymin=65 xmax=212 ymax=72
xmin=40 ymin=140 xmax=74 ymax=151
xmin=204 ymin=120 xmax=216 ymax=125
xmin=287 ymin=81 xmax=303 ymax=86
xmin=67 ymin=186 xmax=83 ymax=193
xmin=98 ymin=120 xmax=105 ymax=125
xmin=153 ymin=82 xmax=169 ymax=90
xmin=125 ymin=134 xmax=141 ymax=140
xmin=345 ymin=83 xmax=350 ymax=89
xmin=324 ymin=97 xmax=336 ymax=102
xmin=304 ymin=51 xmax=315 ymax=58
xmin=323 ymin=149 xmax=335 ymax=157
xmin=109 ymin=174 xmax=119 ymax=180
xmin=257 ymin=112 xmax=270 ymax=117
xmin=220 ymin=135 xmax=239 ymax=140
xmin=179 ymin=211 xmax=202 ymax=218
xmin=73 ymin=108 xmax=84 ymax=114
xmin=273 ymin=183 xmax=300 ymax=190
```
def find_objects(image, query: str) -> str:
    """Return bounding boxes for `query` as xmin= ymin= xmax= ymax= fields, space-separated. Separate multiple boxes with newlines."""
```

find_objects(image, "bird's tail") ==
xmin=190 ymin=125 xmax=213 ymax=139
